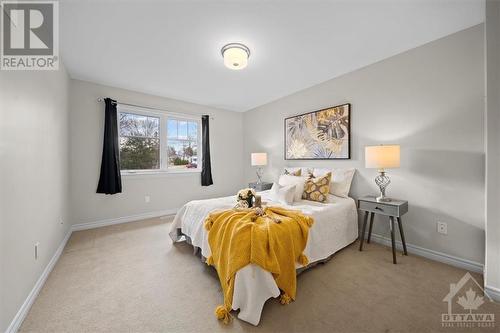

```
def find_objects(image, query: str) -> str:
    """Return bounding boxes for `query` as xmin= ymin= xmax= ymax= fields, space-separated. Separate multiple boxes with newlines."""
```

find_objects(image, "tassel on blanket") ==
xmin=206 ymin=255 xmax=214 ymax=266
xmin=215 ymin=305 xmax=231 ymax=324
xmin=298 ymin=253 xmax=309 ymax=266
xmin=280 ymin=293 xmax=292 ymax=305
xmin=204 ymin=217 xmax=214 ymax=231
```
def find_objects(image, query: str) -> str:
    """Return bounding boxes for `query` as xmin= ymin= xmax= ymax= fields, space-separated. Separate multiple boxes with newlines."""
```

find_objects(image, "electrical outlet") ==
xmin=145 ymin=195 xmax=150 ymax=203
xmin=437 ymin=221 xmax=447 ymax=235
xmin=34 ymin=242 xmax=40 ymax=260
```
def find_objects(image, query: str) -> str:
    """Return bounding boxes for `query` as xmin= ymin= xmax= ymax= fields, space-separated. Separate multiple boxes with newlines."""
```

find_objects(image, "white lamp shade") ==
xmin=365 ymin=145 xmax=400 ymax=169
xmin=251 ymin=153 xmax=267 ymax=166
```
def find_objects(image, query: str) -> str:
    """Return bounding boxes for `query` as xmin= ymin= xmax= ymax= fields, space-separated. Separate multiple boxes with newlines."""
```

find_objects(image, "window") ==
xmin=119 ymin=113 xmax=160 ymax=170
xmin=167 ymin=118 xmax=199 ymax=170
xmin=118 ymin=105 xmax=201 ymax=173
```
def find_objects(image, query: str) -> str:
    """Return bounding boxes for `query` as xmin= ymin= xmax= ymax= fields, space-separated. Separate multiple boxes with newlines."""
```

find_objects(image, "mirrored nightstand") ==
xmin=248 ymin=182 xmax=273 ymax=192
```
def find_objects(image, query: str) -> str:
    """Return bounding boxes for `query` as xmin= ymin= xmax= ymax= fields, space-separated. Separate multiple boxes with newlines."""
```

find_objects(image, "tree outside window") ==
xmin=119 ymin=112 xmax=160 ymax=170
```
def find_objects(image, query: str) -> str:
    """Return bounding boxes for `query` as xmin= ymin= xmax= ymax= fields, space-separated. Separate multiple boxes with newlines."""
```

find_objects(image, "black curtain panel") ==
xmin=201 ymin=115 xmax=214 ymax=186
xmin=96 ymin=98 xmax=122 ymax=194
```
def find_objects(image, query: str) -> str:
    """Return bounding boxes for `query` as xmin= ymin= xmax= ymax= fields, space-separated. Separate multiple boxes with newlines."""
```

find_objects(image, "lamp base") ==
xmin=376 ymin=195 xmax=392 ymax=202
xmin=375 ymin=171 xmax=391 ymax=202
xmin=256 ymin=167 xmax=263 ymax=184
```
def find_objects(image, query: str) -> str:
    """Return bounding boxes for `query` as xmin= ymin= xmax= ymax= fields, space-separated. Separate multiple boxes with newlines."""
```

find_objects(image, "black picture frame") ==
xmin=284 ymin=103 xmax=351 ymax=160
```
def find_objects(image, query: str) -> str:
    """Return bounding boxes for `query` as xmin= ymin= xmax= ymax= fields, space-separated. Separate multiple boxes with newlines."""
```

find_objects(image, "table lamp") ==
xmin=365 ymin=145 xmax=400 ymax=202
xmin=251 ymin=153 xmax=267 ymax=184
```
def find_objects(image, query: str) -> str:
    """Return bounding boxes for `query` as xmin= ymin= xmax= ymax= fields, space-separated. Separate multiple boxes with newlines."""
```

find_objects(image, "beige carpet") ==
xmin=19 ymin=217 xmax=499 ymax=333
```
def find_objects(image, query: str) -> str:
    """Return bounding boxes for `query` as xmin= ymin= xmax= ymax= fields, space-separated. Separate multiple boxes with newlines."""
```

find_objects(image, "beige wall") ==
xmin=243 ymin=25 xmax=485 ymax=263
xmin=69 ymin=80 xmax=244 ymax=226
xmin=0 ymin=66 xmax=70 ymax=331
xmin=485 ymin=0 xmax=500 ymax=298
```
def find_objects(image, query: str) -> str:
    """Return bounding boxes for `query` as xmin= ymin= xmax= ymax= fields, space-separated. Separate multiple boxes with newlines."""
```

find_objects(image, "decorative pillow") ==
xmin=302 ymin=172 xmax=332 ymax=203
xmin=312 ymin=168 xmax=355 ymax=198
xmin=278 ymin=174 xmax=309 ymax=202
xmin=284 ymin=168 xmax=302 ymax=176
xmin=269 ymin=183 xmax=295 ymax=205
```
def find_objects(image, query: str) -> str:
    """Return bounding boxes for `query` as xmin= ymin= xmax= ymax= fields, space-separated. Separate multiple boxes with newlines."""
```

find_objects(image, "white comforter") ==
xmin=168 ymin=191 xmax=358 ymax=325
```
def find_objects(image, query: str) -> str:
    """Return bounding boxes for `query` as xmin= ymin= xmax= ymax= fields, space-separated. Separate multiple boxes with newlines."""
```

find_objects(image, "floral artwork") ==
xmin=285 ymin=103 xmax=350 ymax=159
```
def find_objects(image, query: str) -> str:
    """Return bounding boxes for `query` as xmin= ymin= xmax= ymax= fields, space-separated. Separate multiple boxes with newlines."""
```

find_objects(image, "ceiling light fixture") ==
xmin=221 ymin=43 xmax=250 ymax=70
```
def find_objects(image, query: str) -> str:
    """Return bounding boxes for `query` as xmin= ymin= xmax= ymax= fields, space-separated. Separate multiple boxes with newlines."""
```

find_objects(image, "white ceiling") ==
xmin=60 ymin=0 xmax=484 ymax=112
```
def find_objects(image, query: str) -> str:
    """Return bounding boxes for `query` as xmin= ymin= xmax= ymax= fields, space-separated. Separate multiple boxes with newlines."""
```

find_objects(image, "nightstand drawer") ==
xmin=249 ymin=182 xmax=273 ymax=192
xmin=359 ymin=201 xmax=399 ymax=217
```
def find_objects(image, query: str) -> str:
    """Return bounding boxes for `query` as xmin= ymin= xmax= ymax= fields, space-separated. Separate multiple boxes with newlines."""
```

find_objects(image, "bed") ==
xmin=168 ymin=186 xmax=358 ymax=325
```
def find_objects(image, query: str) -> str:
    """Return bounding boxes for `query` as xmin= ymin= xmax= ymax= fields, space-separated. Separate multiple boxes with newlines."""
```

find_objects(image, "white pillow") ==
xmin=278 ymin=174 xmax=309 ymax=201
xmin=312 ymin=168 xmax=356 ymax=198
xmin=269 ymin=183 xmax=296 ymax=205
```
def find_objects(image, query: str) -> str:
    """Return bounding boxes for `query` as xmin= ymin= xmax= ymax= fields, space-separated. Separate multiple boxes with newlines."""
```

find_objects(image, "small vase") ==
xmin=254 ymin=195 xmax=261 ymax=208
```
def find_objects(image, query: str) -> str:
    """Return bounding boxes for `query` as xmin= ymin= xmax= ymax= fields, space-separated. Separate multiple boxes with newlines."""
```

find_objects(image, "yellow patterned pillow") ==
xmin=284 ymin=168 xmax=302 ymax=176
xmin=302 ymin=172 xmax=331 ymax=202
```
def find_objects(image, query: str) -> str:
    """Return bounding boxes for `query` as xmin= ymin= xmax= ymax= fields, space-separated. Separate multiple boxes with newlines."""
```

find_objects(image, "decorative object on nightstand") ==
xmin=248 ymin=181 xmax=273 ymax=192
xmin=358 ymin=196 xmax=408 ymax=264
xmin=365 ymin=144 xmax=400 ymax=202
xmin=251 ymin=152 xmax=268 ymax=184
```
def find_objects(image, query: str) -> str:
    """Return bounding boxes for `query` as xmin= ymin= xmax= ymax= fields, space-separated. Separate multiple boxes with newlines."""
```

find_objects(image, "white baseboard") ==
xmin=71 ymin=208 xmax=178 ymax=231
xmin=4 ymin=213 xmax=487 ymax=332
xmin=485 ymin=285 xmax=500 ymax=302
xmin=366 ymin=232 xmax=484 ymax=273
xmin=5 ymin=229 xmax=72 ymax=333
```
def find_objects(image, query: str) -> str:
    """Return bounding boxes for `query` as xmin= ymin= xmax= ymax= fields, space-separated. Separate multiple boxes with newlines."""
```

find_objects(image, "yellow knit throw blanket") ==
xmin=204 ymin=206 xmax=314 ymax=324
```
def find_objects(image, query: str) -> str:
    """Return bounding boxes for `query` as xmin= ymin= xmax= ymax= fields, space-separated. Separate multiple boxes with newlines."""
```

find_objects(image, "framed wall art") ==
xmin=284 ymin=103 xmax=350 ymax=160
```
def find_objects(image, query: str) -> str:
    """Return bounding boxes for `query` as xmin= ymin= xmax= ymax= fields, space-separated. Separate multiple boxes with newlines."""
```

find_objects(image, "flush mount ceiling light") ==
xmin=221 ymin=43 xmax=250 ymax=70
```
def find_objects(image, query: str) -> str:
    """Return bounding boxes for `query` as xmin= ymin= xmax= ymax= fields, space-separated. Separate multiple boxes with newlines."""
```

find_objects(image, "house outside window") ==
xmin=166 ymin=118 xmax=199 ymax=170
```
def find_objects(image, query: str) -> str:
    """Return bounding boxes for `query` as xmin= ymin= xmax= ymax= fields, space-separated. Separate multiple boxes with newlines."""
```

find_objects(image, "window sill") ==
xmin=121 ymin=169 xmax=201 ymax=177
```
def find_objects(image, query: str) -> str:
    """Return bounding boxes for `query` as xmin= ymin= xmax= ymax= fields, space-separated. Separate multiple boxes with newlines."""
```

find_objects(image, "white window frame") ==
xmin=117 ymin=104 xmax=202 ymax=175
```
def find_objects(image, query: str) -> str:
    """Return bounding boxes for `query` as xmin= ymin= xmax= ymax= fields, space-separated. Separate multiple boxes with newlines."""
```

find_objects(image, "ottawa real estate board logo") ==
xmin=1 ymin=0 xmax=58 ymax=70
xmin=442 ymin=272 xmax=495 ymax=329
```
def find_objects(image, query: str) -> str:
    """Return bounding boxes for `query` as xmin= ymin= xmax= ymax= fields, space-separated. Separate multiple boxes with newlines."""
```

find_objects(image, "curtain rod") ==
xmin=97 ymin=97 xmax=214 ymax=120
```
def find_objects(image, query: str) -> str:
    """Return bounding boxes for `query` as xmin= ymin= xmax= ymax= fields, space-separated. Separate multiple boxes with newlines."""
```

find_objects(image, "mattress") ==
xmin=168 ymin=190 xmax=358 ymax=325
